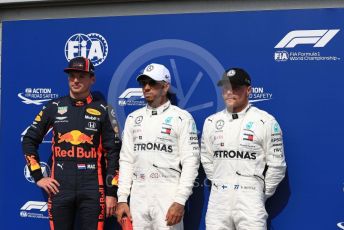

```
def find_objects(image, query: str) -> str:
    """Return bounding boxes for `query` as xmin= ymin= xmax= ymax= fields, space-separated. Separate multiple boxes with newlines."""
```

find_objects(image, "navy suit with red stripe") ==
xmin=22 ymin=94 xmax=120 ymax=230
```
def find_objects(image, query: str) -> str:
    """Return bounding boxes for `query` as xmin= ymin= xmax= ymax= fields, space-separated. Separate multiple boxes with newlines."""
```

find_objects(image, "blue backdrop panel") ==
xmin=1 ymin=8 xmax=344 ymax=230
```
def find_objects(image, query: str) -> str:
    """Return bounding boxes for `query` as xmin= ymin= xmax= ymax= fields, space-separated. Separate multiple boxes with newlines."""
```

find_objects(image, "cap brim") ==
xmin=217 ymin=79 xmax=230 ymax=86
xmin=136 ymin=74 xmax=167 ymax=82
xmin=217 ymin=79 xmax=248 ymax=87
xmin=136 ymin=74 xmax=152 ymax=82
xmin=64 ymin=68 xmax=94 ymax=74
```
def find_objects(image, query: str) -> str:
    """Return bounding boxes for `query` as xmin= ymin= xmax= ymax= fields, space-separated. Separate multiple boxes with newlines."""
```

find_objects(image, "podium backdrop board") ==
xmin=1 ymin=8 xmax=344 ymax=230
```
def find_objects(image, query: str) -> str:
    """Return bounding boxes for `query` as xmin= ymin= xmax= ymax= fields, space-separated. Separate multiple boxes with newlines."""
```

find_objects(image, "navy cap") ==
xmin=64 ymin=57 xmax=95 ymax=75
xmin=217 ymin=68 xmax=251 ymax=86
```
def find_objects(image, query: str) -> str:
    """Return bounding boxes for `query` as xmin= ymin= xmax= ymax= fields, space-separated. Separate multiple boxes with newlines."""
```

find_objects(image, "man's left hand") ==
xmin=105 ymin=196 xmax=117 ymax=218
xmin=165 ymin=202 xmax=184 ymax=226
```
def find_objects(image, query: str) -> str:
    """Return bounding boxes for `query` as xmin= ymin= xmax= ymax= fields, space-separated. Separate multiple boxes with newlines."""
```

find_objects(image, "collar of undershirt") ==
xmin=70 ymin=94 xmax=93 ymax=107
xmin=226 ymin=104 xmax=252 ymax=120
xmin=146 ymin=100 xmax=171 ymax=116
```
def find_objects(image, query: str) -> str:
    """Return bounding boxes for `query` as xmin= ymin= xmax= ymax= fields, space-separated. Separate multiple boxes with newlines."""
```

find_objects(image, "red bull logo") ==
xmin=54 ymin=146 xmax=97 ymax=159
xmin=58 ymin=130 xmax=93 ymax=145
xmin=98 ymin=188 xmax=105 ymax=220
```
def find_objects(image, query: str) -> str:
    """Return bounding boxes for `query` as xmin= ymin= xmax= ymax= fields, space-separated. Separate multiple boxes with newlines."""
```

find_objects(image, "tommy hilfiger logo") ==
xmin=161 ymin=126 xmax=171 ymax=135
xmin=243 ymin=133 xmax=253 ymax=141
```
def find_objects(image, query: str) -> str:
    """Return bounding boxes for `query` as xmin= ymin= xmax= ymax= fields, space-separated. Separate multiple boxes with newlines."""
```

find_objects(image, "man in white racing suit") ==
xmin=116 ymin=63 xmax=200 ymax=229
xmin=201 ymin=68 xmax=286 ymax=230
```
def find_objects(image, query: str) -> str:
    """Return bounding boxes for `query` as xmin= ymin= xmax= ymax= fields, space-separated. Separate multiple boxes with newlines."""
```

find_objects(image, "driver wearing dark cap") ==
xmin=22 ymin=56 xmax=121 ymax=230
xmin=201 ymin=67 xmax=286 ymax=230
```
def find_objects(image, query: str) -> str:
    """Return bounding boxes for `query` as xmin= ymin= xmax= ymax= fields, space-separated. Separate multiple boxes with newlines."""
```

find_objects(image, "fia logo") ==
xmin=65 ymin=33 xmax=108 ymax=66
xmin=274 ymin=51 xmax=289 ymax=61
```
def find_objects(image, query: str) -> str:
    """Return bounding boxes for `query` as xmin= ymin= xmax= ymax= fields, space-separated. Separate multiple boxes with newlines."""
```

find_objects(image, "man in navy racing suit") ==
xmin=22 ymin=57 xmax=121 ymax=230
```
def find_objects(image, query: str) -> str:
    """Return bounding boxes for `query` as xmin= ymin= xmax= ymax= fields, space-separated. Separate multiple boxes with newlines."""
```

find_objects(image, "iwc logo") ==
xmin=65 ymin=33 xmax=109 ymax=66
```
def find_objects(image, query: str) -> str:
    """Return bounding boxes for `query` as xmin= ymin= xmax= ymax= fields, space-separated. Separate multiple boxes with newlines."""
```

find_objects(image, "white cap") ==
xmin=136 ymin=63 xmax=171 ymax=83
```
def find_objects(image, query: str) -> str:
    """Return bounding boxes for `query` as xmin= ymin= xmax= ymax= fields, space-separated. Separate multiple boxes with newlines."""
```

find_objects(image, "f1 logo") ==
xmin=275 ymin=29 xmax=339 ymax=48
xmin=21 ymin=201 xmax=48 ymax=211
xmin=118 ymin=88 xmax=143 ymax=99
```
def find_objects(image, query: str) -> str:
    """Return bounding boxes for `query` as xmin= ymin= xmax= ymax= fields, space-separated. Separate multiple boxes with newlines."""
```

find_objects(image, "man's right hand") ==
xmin=36 ymin=177 xmax=60 ymax=195
xmin=115 ymin=202 xmax=132 ymax=224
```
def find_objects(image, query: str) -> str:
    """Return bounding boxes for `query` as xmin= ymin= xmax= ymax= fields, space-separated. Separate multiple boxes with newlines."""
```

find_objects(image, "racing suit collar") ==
xmin=225 ymin=104 xmax=251 ymax=120
xmin=146 ymin=100 xmax=171 ymax=116
xmin=70 ymin=94 xmax=93 ymax=107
